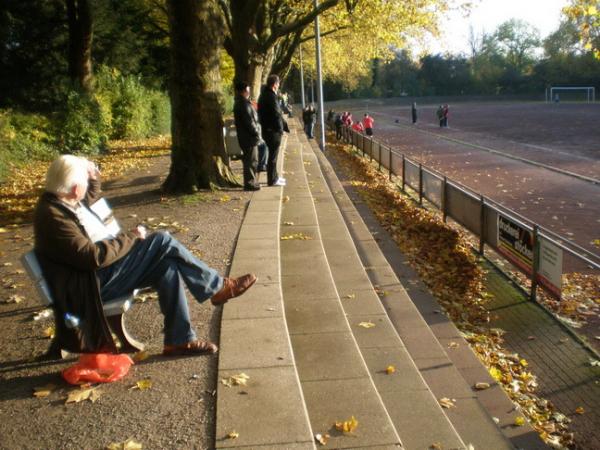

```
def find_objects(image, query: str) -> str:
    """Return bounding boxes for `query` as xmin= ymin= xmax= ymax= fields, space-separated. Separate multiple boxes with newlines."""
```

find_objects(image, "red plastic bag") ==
xmin=62 ymin=353 xmax=134 ymax=385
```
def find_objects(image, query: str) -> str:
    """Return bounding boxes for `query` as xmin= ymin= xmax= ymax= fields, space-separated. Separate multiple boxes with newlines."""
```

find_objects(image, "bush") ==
xmin=0 ymin=66 xmax=171 ymax=181
xmin=0 ymin=110 xmax=58 ymax=180
xmin=57 ymin=90 xmax=110 ymax=155
xmin=96 ymin=66 xmax=166 ymax=139
xmin=110 ymin=75 xmax=153 ymax=139
xmin=148 ymin=90 xmax=171 ymax=135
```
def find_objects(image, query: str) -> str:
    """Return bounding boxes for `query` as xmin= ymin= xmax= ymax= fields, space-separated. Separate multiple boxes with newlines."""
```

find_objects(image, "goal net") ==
xmin=545 ymin=86 xmax=596 ymax=103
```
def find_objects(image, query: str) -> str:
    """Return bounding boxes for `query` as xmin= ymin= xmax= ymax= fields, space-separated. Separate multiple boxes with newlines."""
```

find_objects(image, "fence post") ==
xmin=479 ymin=195 xmax=485 ymax=255
xmin=531 ymin=225 xmax=539 ymax=302
xmin=401 ymin=155 xmax=406 ymax=192
xmin=378 ymin=142 xmax=382 ymax=172
xmin=418 ymin=163 xmax=423 ymax=205
xmin=441 ymin=176 xmax=447 ymax=222
xmin=369 ymin=137 xmax=373 ymax=163
xmin=360 ymin=134 xmax=364 ymax=157
xmin=388 ymin=148 xmax=392 ymax=181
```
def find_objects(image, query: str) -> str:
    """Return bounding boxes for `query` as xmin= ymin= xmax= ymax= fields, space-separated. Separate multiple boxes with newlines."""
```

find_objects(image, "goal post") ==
xmin=545 ymin=86 xmax=596 ymax=103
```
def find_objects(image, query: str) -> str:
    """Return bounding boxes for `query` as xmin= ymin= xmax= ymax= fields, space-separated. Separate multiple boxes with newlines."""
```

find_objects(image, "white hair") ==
xmin=45 ymin=155 xmax=89 ymax=196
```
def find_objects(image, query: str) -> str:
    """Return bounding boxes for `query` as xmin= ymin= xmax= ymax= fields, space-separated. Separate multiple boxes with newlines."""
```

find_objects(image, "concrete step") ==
xmin=215 ymin=133 xmax=315 ymax=450
xmin=291 ymin=135 xmax=474 ymax=450
xmin=280 ymin=131 xmax=403 ymax=449
xmin=305 ymin=132 xmax=545 ymax=449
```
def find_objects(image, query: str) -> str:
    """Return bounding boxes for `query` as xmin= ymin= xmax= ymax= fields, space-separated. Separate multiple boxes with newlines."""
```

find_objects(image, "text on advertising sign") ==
xmin=497 ymin=215 xmax=533 ymax=275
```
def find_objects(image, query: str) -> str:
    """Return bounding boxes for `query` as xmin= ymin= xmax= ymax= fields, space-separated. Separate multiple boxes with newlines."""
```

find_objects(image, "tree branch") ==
xmin=301 ymin=25 xmax=350 ymax=42
xmin=265 ymin=0 xmax=340 ymax=48
xmin=217 ymin=0 xmax=233 ymax=37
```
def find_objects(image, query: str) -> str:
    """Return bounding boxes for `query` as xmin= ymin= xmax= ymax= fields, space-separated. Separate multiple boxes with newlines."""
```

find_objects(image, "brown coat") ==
xmin=33 ymin=177 xmax=139 ymax=353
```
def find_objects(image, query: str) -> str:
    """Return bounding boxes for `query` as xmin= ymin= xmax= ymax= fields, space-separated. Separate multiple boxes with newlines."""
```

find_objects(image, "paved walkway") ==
xmin=215 ymin=120 xmax=549 ymax=449
xmin=486 ymin=269 xmax=600 ymax=449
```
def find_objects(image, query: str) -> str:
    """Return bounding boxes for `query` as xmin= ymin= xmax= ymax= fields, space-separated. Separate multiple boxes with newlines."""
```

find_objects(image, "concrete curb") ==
xmin=215 ymin=133 xmax=315 ymax=449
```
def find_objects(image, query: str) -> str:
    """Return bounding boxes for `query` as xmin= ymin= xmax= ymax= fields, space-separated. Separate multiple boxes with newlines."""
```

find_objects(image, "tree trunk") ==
xmin=232 ymin=53 xmax=267 ymax=100
xmin=66 ymin=0 xmax=93 ymax=92
xmin=163 ymin=0 xmax=239 ymax=193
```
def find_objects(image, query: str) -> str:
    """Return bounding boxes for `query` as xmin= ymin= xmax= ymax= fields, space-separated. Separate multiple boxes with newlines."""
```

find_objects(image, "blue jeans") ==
xmin=257 ymin=141 xmax=268 ymax=171
xmin=304 ymin=123 xmax=315 ymax=138
xmin=97 ymin=232 xmax=223 ymax=346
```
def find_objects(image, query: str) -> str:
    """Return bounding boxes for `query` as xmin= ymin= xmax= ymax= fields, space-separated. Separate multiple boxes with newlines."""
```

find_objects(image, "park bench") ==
xmin=21 ymin=198 xmax=145 ymax=355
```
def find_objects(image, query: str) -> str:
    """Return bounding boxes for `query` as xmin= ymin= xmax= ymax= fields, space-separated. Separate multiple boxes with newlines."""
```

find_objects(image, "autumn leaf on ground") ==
xmin=344 ymin=293 xmax=356 ymax=299
xmin=514 ymin=416 xmax=526 ymax=426
xmin=282 ymin=195 xmax=290 ymax=203
xmin=314 ymin=433 xmax=329 ymax=445
xmin=0 ymin=227 xmax=8 ymax=233
xmin=219 ymin=195 xmax=231 ymax=202
xmin=280 ymin=233 xmax=313 ymax=240
xmin=575 ymin=407 xmax=585 ymax=415
xmin=430 ymin=443 xmax=442 ymax=450
xmin=488 ymin=367 xmax=502 ymax=381
xmin=66 ymin=387 xmax=101 ymax=404
xmin=358 ymin=321 xmax=376 ymax=329
xmin=226 ymin=431 xmax=239 ymax=439
xmin=130 ymin=379 xmax=152 ymax=391
xmin=132 ymin=351 xmax=150 ymax=362
xmin=334 ymin=416 xmax=358 ymax=433
xmin=106 ymin=438 xmax=143 ymax=450
xmin=4 ymin=294 xmax=24 ymax=304
xmin=283 ymin=221 xmax=294 ymax=226
xmin=439 ymin=397 xmax=456 ymax=408
xmin=43 ymin=326 xmax=55 ymax=339
xmin=32 ymin=309 xmax=53 ymax=321
xmin=385 ymin=365 xmax=396 ymax=374
xmin=33 ymin=383 xmax=57 ymax=398
xmin=474 ymin=382 xmax=491 ymax=390
xmin=221 ymin=373 xmax=250 ymax=387
xmin=448 ymin=341 xmax=459 ymax=349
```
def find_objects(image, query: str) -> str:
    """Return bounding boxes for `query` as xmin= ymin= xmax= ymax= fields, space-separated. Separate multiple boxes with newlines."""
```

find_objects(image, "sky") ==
xmin=422 ymin=0 xmax=569 ymax=55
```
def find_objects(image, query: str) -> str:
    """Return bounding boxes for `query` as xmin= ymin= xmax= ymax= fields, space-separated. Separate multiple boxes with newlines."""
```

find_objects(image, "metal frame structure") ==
xmin=545 ymin=86 xmax=596 ymax=103
xmin=339 ymin=126 xmax=600 ymax=302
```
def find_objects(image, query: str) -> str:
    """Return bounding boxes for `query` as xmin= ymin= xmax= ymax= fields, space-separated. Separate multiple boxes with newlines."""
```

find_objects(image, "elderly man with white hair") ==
xmin=34 ymin=155 xmax=256 ymax=356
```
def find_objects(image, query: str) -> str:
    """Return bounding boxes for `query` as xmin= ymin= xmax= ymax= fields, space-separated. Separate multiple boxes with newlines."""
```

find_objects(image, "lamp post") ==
xmin=299 ymin=44 xmax=306 ymax=110
xmin=314 ymin=0 xmax=326 ymax=151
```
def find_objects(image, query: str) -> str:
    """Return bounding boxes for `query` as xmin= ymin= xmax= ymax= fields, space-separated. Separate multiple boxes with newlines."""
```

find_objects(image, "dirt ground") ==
xmin=331 ymin=100 xmax=600 ymax=354
xmin=333 ymin=101 xmax=600 ymax=261
xmin=0 ymin=154 xmax=252 ymax=450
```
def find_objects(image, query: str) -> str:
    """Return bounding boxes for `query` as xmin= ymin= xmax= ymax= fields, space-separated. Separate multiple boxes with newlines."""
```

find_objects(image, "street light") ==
xmin=314 ymin=0 xmax=325 ymax=151
xmin=299 ymin=44 xmax=306 ymax=110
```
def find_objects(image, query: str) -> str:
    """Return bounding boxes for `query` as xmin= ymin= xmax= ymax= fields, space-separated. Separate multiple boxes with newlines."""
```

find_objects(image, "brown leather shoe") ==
xmin=163 ymin=339 xmax=218 ymax=356
xmin=211 ymin=273 xmax=257 ymax=305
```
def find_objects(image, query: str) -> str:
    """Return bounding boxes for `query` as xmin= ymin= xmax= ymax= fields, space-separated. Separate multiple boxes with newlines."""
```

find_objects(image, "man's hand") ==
xmin=133 ymin=225 xmax=147 ymax=240
xmin=86 ymin=160 xmax=99 ymax=180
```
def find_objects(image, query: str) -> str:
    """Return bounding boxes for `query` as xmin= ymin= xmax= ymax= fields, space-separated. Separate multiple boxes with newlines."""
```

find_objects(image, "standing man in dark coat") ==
xmin=258 ymin=74 xmax=288 ymax=187
xmin=233 ymin=81 xmax=261 ymax=191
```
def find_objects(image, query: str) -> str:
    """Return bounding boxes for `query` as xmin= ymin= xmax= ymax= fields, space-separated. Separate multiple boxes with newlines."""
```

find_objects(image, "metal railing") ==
xmin=338 ymin=125 xmax=600 ymax=302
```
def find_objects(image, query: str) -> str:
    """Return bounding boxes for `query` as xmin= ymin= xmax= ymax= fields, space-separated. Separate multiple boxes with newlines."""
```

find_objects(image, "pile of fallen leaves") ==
xmin=328 ymin=138 xmax=576 ymax=449
xmin=0 ymin=136 xmax=170 ymax=227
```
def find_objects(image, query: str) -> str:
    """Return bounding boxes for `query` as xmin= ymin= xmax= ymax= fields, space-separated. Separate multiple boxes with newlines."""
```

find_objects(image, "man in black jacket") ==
xmin=233 ymin=81 xmax=261 ymax=191
xmin=258 ymin=74 xmax=288 ymax=186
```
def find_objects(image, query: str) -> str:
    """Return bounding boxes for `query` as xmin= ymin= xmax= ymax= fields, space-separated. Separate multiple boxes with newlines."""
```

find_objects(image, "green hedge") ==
xmin=1 ymin=66 xmax=171 ymax=181
xmin=56 ymin=66 xmax=171 ymax=154
xmin=0 ymin=110 xmax=58 ymax=180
